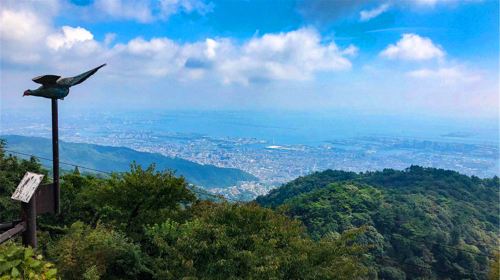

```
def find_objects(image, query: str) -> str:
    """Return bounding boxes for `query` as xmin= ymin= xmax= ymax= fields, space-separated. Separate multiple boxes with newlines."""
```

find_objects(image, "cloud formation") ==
xmin=412 ymin=0 xmax=477 ymax=7
xmin=298 ymin=0 xmax=478 ymax=24
xmin=1 ymin=0 xmax=495 ymax=118
xmin=92 ymin=0 xmax=154 ymax=22
xmin=380 ymin=33 xmax=445 ymax=60
xmin=0 ymin=4 xmax=354 ymax=85
xmin=380 ymin=33 xmax=482 ymax=87
xmin=299 ymin=0 xmax=371 ymax=23
xmin=109 ymin=28 xmax=354 ymax=84
xmin=72 ymin=0 xmax=213 ymax=23
xmin=0 ymin=8 xmax=50 ymax=63
xmin=47 ymin=26 xmax=95 ymax=50
xmin=217 ymin=29 xmax=353 ymax=84
xmin=407 ymin=66 xmax=482 ymax=85
xmin=360 ymin=3 xmax=390 ymax=21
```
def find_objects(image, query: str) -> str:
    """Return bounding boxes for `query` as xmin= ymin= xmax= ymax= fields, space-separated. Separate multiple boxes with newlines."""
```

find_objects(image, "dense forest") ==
xmin=256 ymin=167 xmax=500 ymax=279
xmin=1 ymin=138 xmax=499 ymax=279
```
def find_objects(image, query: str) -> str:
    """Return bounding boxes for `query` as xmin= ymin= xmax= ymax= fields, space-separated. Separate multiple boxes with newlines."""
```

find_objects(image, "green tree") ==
xmin=257 ymin=167 xmax=500 ymax=279
xmin=89 ymin=164 xmax=196 ymax=240
xmin=41 ymin=164 xmax=197 ymax=241
xmin=144 ymin=202 xmax=368 ymax=279
xmin=47 ymin=221 xmax=148 ymax=280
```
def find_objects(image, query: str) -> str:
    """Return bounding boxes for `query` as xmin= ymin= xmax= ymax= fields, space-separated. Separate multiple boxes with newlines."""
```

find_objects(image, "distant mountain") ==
xmin=2 ymin=135 xmax=257 ymax=188
xmin=256 ymin=166 xmax=499 ymax=279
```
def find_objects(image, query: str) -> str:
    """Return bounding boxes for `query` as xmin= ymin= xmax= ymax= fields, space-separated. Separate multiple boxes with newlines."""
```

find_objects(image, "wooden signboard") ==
xmin=35 ymin=183 xmax=56 ymax=215
xmin=11 ymin=172 xmax=44 ymax=203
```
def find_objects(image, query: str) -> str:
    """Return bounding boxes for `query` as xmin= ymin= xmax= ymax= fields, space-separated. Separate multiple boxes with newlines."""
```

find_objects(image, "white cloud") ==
xmin=0 ymin=4 xmax=353 ymax=85
xmin=0 ymin=4 xmax=103 ymax=67
xmin=406 ymin=0 xmax=484 ymax=9
xmin=0 ymin=9 xmax=47 ymax=43
xmin=125 ymin=37 xmax=178 ymax=56
xmin=92 ymin=0 xmax=153 ymax=22
xmin=105 ymin=28 xmax=354 ymax=84
xmin=0 ymin=8 xmax=51 ymax=64
xmin=341 ymin=45 xmax=359 ymax=57
xmin=407 ymin=66 xmax=482 ymax=84
xmin=204 ymin=39 xmax=218 ymax=59
xmin=47 ymin=26 xmax=95 ymax=50
xmin=413 ymin=0 xmax=461 ymax=6
xmin=380 ymin=33 xmax=445 ymax=61
xmin=109 ymin=37 xmax=182 ymax=77
xmin=360 ymin=3 xmax=390 ymax=21
xmin=159 ymin=0 xmax=213 ymax=19
xmin=217 ymin=28 xmax=353 ymax=84
xmin=104 ymin=33 xmax=117 ymax=47
xmin=414 ymin=0 xmax=442 ymax=6
xmin=86 ymin=0 xmax=211 ymax=23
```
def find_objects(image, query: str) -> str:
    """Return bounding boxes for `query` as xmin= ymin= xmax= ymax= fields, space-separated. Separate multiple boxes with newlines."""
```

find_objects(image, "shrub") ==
xmin=0 ymin=242 xmax=57 ymax=280
xmin=48 ymin=222 xmax=148 ymax=280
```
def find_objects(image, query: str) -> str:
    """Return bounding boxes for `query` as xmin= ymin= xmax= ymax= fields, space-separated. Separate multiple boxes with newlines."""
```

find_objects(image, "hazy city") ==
xmin=2 ymin=111 xmax=497 ymax=200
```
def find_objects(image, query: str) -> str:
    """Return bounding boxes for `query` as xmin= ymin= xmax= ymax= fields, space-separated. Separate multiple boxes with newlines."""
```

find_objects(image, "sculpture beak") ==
xmin=23 ymin=90 xmax=29 ymax=96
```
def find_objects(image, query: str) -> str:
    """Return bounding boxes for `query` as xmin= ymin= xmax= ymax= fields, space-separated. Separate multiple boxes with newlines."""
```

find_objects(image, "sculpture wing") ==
xmin=57 ymin=64 xmax=106 ymax=87
xmin=32 ymin=75 xmax=61 ymax=86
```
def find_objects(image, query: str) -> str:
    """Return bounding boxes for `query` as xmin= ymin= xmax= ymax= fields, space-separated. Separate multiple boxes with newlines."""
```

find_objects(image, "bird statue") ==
xmin=23 ymin=64 xmax=106 ymax=100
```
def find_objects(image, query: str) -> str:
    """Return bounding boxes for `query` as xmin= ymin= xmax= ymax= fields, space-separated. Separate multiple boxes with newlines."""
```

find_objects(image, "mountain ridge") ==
xmin=256 ymin=166 xmax=499 ymax=279
xmin=2 ymin=134 xmax=257 ymax=188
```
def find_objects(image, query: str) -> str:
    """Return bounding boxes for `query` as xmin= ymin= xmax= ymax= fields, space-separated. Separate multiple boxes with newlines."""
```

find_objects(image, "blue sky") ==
xmin=0 ymin=0 xmax=498 ymax=119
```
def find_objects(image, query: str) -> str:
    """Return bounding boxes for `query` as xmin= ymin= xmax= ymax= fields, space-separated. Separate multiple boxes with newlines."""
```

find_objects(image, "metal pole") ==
xmin=51 ymin=98 xmax=60 ymax=214
xmin=21 ymin=200 xmax=36 ymax=248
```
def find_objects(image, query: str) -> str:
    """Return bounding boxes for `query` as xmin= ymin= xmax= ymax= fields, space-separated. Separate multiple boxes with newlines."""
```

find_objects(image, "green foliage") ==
xmin=0 ymin=242 xmax=57 ymax=280
xmin=490 ymin=251 xmax=500 ymax=280
xmin=144 ymin=201 xmax=369 ymax=279
xmin=87 ymin=164 xmax=196 ymax=239
xmin=39 ymin=172 xmax=107 ymax=230
xmin=282 ymin=183 xmax=383 ymax=239
xmin=257 ymin=166 xmax=500 ymax=279
xmin=40 ymin=164 xmax=196 ymax=241
xmin=257 ymin=169 xmax=358 ymax=208
xmin=47 ymin=222 xmax=147 ymax=280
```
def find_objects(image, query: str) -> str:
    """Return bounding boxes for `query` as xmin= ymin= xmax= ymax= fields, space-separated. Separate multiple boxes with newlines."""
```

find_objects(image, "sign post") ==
xmin=21 ymin=200 xmax=37 ymax=248
xmin=11 ymin=172 xmax=44 ymax=248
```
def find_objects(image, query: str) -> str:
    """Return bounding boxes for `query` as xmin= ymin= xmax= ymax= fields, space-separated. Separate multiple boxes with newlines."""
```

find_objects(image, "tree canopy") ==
xmin=257 ymin=167 xmax=500 ymax=279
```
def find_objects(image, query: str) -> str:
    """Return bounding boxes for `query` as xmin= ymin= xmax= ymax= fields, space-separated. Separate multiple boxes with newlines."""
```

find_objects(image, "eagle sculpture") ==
xmin=23 ymin=64 xmax=106 ymax=99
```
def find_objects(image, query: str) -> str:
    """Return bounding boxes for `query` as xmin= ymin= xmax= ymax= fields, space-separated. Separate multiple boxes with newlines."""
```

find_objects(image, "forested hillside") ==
xmin=256 ymin=167 xmax=500 ymax=279
xmin=1 ymin=136 xmax=499 ymax=279
xmin=3 ymin=135 xmax=256 ymax=188
xmin=0 ymin=140 xmax=368 ymax=279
